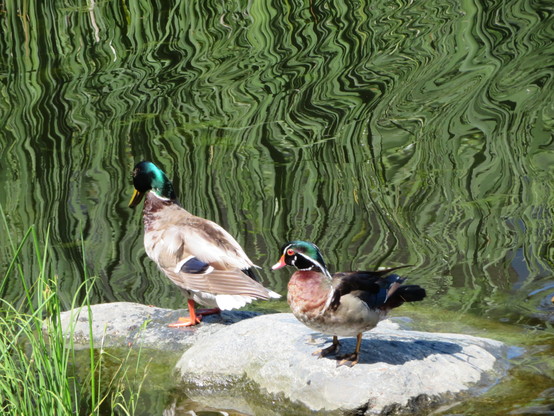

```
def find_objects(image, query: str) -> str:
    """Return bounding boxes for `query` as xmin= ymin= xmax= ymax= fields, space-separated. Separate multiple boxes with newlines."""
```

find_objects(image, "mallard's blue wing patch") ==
xmin=178 ymin=256 xmax=214 ymax=274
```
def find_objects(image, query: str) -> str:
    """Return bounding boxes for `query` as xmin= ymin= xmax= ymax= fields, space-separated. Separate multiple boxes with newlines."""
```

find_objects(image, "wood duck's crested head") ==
xmin=272 ymin=240 xmax=331 ymax=277
xmin=129 ymin=161 xmax=177 ymax=207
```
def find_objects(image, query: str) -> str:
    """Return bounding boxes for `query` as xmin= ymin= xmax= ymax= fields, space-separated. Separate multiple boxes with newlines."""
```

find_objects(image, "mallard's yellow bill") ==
xmin=129 ymin=189 xmax=145 ymax=207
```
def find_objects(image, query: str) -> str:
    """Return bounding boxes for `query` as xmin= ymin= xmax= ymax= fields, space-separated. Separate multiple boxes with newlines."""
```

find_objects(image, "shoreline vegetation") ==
xmin=0 ymin=213 xmax=147 ymax=416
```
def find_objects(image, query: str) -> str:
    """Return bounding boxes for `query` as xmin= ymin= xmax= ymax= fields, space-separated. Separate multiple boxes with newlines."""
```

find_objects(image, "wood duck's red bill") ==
xmin=272 ymin=255 xmax=287 ymax=270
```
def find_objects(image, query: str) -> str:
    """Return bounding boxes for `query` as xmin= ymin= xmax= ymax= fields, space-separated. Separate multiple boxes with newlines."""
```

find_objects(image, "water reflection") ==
xmin=1 ymin=0 xmax=552 ymax=316
xmin=1 ymin=0 xmax=553 ymax=413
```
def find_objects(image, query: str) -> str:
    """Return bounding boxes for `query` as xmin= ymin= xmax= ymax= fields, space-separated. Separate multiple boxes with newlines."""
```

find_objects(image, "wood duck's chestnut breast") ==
xmin=287 ymin=271 xmax=329 ymax=317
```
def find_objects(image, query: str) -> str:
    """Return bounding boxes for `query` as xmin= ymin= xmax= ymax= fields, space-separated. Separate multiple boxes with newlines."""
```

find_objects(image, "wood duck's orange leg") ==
xmin=337 ymin=333 xmax=362 ymax=367
xmin=168 ymin=299 xmax=202 ymax=328
xmin=313 ymin=335 xmax=341 ymax=358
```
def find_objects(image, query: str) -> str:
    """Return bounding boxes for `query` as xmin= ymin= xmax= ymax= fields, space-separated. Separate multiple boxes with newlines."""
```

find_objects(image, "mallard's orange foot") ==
xmin=168 ymin=315 xmax=202 ymax=328
xmin=337 ymin=352 xmax=359 ymax=367
xmin=313 ymin=340 xmax=341 ymax=358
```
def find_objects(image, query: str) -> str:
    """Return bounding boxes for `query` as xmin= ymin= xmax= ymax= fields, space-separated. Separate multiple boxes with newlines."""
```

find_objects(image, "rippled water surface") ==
xmin=1 ymin=0 xmax=553 ymax=414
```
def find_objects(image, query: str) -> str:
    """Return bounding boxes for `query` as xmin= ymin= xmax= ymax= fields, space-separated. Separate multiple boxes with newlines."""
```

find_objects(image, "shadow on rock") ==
xmin=311 ymin=335 xmax=463 ymax=365
xmin=200 ymin=310 xmax=261 ymax=326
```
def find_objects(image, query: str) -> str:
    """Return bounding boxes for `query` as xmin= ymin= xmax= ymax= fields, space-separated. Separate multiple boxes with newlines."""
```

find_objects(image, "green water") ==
xmin=1 ymin=0 xmax=553 ymax=414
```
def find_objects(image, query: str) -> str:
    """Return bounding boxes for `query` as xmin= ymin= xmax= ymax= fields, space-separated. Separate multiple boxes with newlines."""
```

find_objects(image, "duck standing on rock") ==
xmin=272 ymin=241 xmax=426 ymax=366
xmin=129 ymin=161 xmax=280 ymax=327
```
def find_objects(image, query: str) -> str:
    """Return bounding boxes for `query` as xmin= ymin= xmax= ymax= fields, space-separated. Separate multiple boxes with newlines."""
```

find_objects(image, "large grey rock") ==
xmin=175 ymin=313 xmax=510 ymax=415
xmin=57 ymin=302 xmax=511 ymax=415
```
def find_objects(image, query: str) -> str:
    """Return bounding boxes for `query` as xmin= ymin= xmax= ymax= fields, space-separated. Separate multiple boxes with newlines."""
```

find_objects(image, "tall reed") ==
xmin=0 ymin=209 xmax=147 ymax=415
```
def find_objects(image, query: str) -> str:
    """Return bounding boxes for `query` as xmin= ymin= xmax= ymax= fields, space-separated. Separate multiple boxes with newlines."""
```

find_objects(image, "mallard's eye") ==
xmin=287 ymin=249 xmax=295 ymax=256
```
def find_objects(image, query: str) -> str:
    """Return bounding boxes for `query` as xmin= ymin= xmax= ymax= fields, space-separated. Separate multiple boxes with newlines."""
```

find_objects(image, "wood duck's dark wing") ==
xmin=358 ymin=265 xmax=412 ymax=277
xmin=328 ymin=269 xmax=409 ymax=311
xmin=381 ymin=284 xmax=426 ymax=309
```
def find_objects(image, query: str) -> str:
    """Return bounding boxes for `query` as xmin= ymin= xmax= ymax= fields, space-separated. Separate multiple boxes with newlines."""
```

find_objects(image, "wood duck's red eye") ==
xmin=286 ymin=249 xmax=295 ymax=256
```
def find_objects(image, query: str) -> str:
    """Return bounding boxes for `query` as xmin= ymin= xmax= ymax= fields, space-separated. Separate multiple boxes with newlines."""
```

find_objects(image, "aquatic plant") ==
xmin=0 ymin=208 xmax=147 ymax=416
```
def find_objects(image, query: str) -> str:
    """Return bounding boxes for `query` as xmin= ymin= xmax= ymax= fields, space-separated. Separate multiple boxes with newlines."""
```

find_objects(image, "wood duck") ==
xmin=129 ymin=161 xmax=280 ymax=327
xmin=272 ymin=240 xmax=426 ymax=366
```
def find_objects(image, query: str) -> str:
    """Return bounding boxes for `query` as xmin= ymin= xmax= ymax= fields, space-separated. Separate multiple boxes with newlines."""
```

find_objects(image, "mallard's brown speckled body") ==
xmin=130 ymin=161 xmax=280 ymax=326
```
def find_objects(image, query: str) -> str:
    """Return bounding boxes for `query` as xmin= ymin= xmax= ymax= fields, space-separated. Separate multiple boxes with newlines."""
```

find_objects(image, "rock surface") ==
xmin=58 ymin=301 xmax=258 ymax=351
xmin=176 ymin=313 xmax=510 ymax=415
xmin=58 ymin=302 xmax=511 ymax=415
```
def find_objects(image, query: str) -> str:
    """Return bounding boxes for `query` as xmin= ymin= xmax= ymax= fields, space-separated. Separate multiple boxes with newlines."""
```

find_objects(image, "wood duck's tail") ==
xmin=383 ymin=285 xmax=426 ymax=310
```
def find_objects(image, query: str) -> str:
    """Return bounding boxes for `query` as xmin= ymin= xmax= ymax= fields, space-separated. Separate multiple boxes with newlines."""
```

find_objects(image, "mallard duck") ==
xmin=129 ymin=161 xmax=280 ymax=327
xmin=272 ymin=240 xmax=426 ymax=366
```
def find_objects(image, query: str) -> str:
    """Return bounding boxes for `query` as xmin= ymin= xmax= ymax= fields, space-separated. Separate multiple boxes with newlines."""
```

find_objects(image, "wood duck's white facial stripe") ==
xmin=176 ymin=255 xmax=214 ymax=275
xmin=284 ymin=244 xmax=330 ymax=277
xmin=282 ymin=244 xmax=306 ymax=269
xmin=295 ymin=252 xmax=320 ymax=271
xmin=297 ymin=252 xmax=332 ymax=279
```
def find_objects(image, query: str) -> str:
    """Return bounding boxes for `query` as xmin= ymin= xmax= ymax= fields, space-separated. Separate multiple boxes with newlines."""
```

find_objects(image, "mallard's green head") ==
xmin=272 ymin=240 xmax=330 ymax=276
xmin=129 ymin=161 xmax=177 ymax=207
